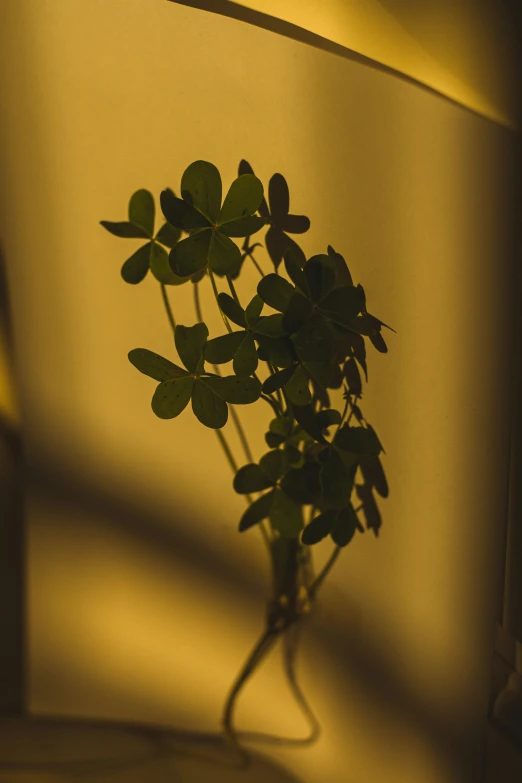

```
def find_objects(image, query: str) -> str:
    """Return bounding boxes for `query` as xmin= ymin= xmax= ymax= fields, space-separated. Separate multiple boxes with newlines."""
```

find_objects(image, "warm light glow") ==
xmin=171 ymin=0 xmax=517 ymax=129
xmin=0 ymin=1 xmax=513 ymax=781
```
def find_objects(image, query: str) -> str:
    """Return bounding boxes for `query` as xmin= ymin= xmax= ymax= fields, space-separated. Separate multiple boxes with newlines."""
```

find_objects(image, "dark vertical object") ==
xmin=0 ymin=247 xmax=25 ymax=714
xmin=502 ymin=0 xmax=522 ymax=645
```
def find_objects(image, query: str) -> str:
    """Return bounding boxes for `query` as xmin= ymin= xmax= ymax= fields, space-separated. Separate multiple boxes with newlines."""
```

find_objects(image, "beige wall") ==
xmin=0 ymin=1 xmax=515 ymax=781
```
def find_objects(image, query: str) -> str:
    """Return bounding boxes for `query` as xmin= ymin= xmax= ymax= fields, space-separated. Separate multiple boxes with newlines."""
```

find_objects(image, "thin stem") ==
xmin=346 ymin=393 xmax=361 ymax=427
xmin=250 ymin=255 xmax=265 ymax=278
xmin=227 ymin=276 xmax=240 ymax=304
xmin=215 ymin=429 xmax=238 ymax=474
xmin=193 ymin=281 xmax=203 ymax=323
xmin=309 ymin=546 xmax=341 ymax=600
xmin=237 ymin=621 xmax=321 ymax=747
xmin=209 ymin=268 xmax=232 ymax=333
xmin=222 ymin=627 xmax=280 ymax=753
xmin=229 ymin=406 xmax=254 ymax=463
xmin=336 ymin=395 xmax=350 ymax=435
xmin=160 ymin=284 xmax=176 ymax=335
xmin=261 ymin=393 xmax=280 ymax=416
xmin=267 ymin=361 xmax=284 ymax=411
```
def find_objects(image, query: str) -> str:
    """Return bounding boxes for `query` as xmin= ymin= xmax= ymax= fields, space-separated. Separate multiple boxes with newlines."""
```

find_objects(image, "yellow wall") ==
xmin=171 ymin=0 xmax=518 ymax=128
xmin=0 ymin=1 xmax=515 ymax=781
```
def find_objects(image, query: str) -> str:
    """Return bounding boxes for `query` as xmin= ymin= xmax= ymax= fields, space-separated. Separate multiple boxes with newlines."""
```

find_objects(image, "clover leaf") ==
xmin=204 ymin=292 xmax=295 ymax=377
xmin=234 ymin=451 xmax=303 ymax=538
xmin=301 ymin=504 xmax=364 ymax=547
xmin=239 ymin=160 xmax=310 ymax=270
xmin=128 ymin=323 xmax=261 ymax=428
xmin=159 ymin=161 xmax=266 ymax=279
xmin=101 ymin=189 xmax=193 ymax=285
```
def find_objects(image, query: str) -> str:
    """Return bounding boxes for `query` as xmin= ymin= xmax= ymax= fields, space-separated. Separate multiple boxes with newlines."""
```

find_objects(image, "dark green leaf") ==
xmin=327 ymin=245 xmax=353 ymax=288
xmin=172 ymin=230 xmax=212 ymax=277
xmin=234 ymin=463 xmax=274 ymax=493
xmin=253 ymin=314 xmax=287 ymax=338
xmin=302 ymin=510 xmax=335 ymax=545
xmin=343 ymin=331 xmax=367 ymax=380
xmin=217 ymin=293 xmax=246 ymax=328
xmin=262 ymin=365 xmax=296 ymax=394
xmin=155 ymin=222 xmax=182 ymax=248
xmin=343 ymin=358 xmax=362 ymax=396
xmin=285 ymin=365 xmax=312 ymax=407
xmin=343 ymin=314 xmax=380 ymax=336
xmin=175 ymin=323 xmax=209 ymax=373
xmin=259 ymin=450 xmax=285 ymax=482
xmin=100 ymin=220 xmax=149 ymax=239
xmin=255 ymin=335 xmax=295 ymax=369
xmin=128 ymin=189 xmax=154 ymax=236
xmin=269 ymin=415 xmax=293 ymax=438
xmin=335 ymin=425 xmax=382 ymax=456
xmin=160 ymin=188 xmax=210 ymax=230
xmin=370 ymin=331 xmax=388 ymax=353
xmin=181 ymin=160 xmax=222 ymax=224
xmin=204 ymin=374 xmax=261 ymax=404
xmin=150 ymin=242 xmax=189 ymax=285
xmin=281 ymin=292 xmax=313 ymax=334
xmin=208 ymin=231 xmax=242 ymax=276
xmin=128 ymin=348 xmax=189 ymax=381
xmin=268 ymin=173 xmax=289 ymax=219
xmin=219 ymin=174 xmax=264 ymax=224
xmin=282 ymin=214 xmax=310 ymax=234
xmin=304 ymin=361 xmax=342 ymax=389
xmin=219 ymin=215 xmax=265 ymax=237
xmin=245 ymin=295 xmax=264 ymax=327
xmin=284 ymin=248 xmax=309 ymax=294
xmin=304 ymin=254 xmax=336 ymax=302
xmin=320 ymin=285 xmax=364 ymax=325
xmin=257 ymin=274 xmax=295 ymax=313
xmin=191 ymin=378 xmax=228 ymax=428
xmin=292 ymin=404 xmax=328 ymax=445
xmin=315 ymin=409 xmax=342 ymax=430
xmin=204 ymin=331 xmax=244 ymax=364
xmin=292 ymin=314 xmax=336 ymax=362
xmin=280 ymin=464 xmax=316 ymax=505
xmin=239 ymin=490 xmax=275 ymax=532
xmin=269 ymin=489 xmax=303 ymax=538
xmin=285 ymin=443 xmax=302 ymax=465
xmin=265 ymin=431 xmax=285 ymax=448
xmin=356 ymin=483 xmax=382 ymax=536
xmin=121 ymin=243 xmax=151 ymax=284
xmin=331 ymin=505 xmax=360 ymax=546
xmin=151 ymin=376 xmax=194 ymax=419
xmin=233 ymin=333 xmax=258 ymax=377
xmin=360 ymin=455 xmax=389 ymax=498
xmin=320 ymin=448 xmax=353 ymax=508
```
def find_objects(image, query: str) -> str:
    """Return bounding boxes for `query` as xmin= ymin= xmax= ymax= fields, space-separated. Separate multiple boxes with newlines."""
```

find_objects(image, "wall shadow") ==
xmin=22 ymin=451 xmax=470 ymax=781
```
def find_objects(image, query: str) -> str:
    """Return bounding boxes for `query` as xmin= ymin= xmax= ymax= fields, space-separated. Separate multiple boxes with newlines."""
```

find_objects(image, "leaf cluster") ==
xmin=101 ymin=159 xmax=393 ymax=550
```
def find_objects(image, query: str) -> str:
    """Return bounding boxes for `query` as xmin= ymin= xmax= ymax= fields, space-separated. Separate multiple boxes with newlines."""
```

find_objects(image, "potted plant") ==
xmin=101 ymin=159 xmax=391 ymax=761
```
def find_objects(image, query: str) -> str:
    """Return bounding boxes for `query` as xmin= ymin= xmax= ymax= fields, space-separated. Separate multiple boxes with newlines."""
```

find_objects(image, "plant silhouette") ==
xmin=101 ymin=158 xmax=392 ymax=762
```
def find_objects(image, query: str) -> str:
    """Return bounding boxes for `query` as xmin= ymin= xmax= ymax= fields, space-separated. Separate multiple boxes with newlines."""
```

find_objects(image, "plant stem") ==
xmin=193 ymin=281 xmax=203 ymax=323
xmin=209 ymin=268 xmax=232 ymax=333
xmin=194 ymin=281 xmax=271 ymax=547
xmin=267 ymin=361 xmax=284 ymax=411
xmin=222 ymin=626 xmax=280 ymax=751
xmin=160 ymin=284 xmax=176 ymax=333
xmin=261 ymin=393 xmax=280 ymax=416
xmin=309 ymin=546 xmax=341 ymax=600
xmin=227 ymin=276 xmax=240 ymax=304
xmin=215 ymin=429 xmax=237 ymax=473
xmin=250 ymin=255 xmax=265 ymax=277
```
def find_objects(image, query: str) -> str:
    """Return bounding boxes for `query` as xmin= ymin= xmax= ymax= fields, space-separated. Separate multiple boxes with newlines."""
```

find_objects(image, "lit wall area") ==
xmin=0 ymin=1 xmax=516 ymax=782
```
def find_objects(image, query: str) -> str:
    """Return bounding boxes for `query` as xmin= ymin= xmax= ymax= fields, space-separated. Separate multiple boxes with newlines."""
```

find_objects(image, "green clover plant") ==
xmin=101 ymin=158 xmax=392 ymax=758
